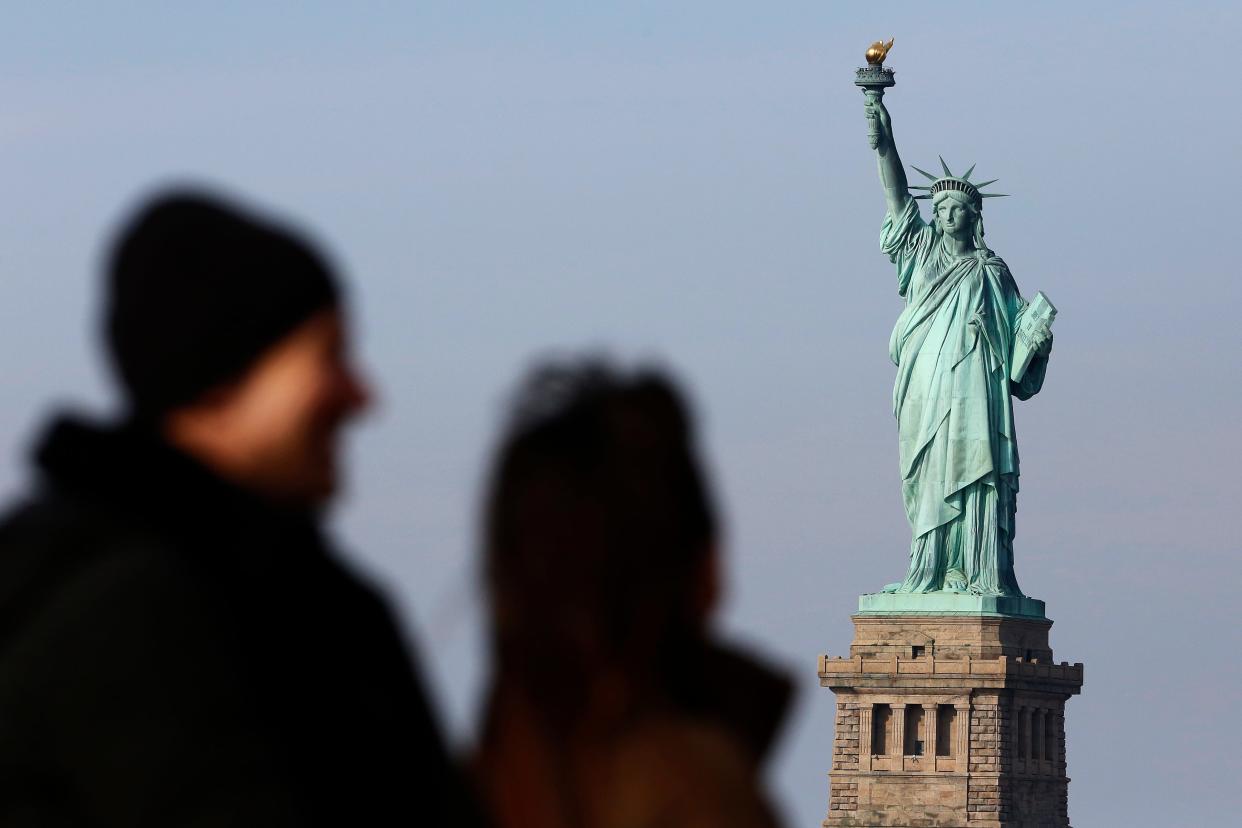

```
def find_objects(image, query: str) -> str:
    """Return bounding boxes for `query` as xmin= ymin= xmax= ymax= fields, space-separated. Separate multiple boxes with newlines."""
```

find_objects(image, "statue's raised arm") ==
xmin=866 ymin=98 xmax=910 ymax=217
xmin=855 ymin=40 xmax=909 ymax=217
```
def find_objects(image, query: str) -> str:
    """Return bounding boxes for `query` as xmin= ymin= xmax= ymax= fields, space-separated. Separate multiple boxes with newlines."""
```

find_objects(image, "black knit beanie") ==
xmin=105 ymin=191 xmax=341 ymax=418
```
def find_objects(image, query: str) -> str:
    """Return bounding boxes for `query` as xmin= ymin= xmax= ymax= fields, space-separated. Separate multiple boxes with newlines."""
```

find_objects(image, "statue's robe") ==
xmin=881 ymin=198 xmax=1048 ymax=595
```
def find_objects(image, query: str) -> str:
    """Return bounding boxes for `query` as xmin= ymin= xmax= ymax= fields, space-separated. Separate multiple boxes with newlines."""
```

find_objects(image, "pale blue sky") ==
xmin=2 ymin=3 xmax=1239 ymax=824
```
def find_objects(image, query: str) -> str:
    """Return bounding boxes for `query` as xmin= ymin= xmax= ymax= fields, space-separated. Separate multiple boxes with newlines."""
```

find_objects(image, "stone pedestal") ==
xmin=819 ymin=608 xmax=1083 ymax=827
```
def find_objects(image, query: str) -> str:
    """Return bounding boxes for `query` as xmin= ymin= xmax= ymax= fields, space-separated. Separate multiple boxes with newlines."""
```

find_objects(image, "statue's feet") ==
xmin=880 ymin=582 xmax=902 ymax=594
xmin=970 ymin=588 xmax=1024 ymax=598
xmin=944 ymin=571 xmax=968 ymax=593
xmin=966 ymin=585 xmax=1018 ymax=597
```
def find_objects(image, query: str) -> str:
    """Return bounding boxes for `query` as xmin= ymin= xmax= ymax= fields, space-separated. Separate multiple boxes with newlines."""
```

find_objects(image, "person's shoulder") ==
xmin=0 ymin=485 xmax=176 ymax=580
xmin=0 ymin=487 xmax=215 ymax=658
xmin=617 ymin=713 xmax=753 ymax=775
xmin=607 ymin=713 xmax=780 ymax=828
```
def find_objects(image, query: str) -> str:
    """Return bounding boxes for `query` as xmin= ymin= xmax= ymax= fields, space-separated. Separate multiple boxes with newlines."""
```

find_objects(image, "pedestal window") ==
xmin=935 ymin=704 xmax=956 ymax=757
xmin=903 ymin=705 xmax=925 ymax=756
xmin=872 ymin=703 xmax=891 ymax=755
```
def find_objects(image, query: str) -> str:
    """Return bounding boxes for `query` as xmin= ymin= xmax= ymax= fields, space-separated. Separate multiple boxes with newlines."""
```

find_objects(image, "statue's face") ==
xmin=934 ymin=199 xmax=975 ymax=240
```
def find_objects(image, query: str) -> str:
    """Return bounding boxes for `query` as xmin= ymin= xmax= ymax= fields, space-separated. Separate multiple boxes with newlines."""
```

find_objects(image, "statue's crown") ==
xmin=910 ymin=158 xmax=1008 ymax=206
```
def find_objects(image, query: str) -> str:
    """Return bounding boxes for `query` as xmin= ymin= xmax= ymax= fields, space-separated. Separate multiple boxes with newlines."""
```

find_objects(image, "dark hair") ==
xmin=482 ymin=359 xmax=718 ymax=725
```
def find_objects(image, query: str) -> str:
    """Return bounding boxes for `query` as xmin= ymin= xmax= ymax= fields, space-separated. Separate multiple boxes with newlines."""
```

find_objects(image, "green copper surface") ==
xmin=859 ymin=78 xmax=1057 ymax=611
xmin=857 ymin=591 xmax=1047 ymax=619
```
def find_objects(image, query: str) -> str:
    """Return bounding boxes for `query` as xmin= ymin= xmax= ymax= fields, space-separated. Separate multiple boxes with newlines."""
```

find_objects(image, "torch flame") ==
xmin=866 ymin=39 xmax=894 ymax=66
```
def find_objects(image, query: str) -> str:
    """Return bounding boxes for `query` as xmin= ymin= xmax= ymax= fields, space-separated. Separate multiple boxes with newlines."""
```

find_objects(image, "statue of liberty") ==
xmin=865 ymin=96 xmax=1054 ymax=597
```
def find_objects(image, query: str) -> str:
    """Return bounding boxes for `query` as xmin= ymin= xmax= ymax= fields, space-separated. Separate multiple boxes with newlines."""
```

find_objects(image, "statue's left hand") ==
xmin=1032 ymin=324 xmax=1053 ymax=356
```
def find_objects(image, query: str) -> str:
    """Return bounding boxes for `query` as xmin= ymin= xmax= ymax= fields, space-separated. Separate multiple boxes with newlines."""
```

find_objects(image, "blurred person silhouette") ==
xmin=0 ymin=192 xmax=480 ymax=826
xmin=474 ymin=360 xmax=792 ymax=828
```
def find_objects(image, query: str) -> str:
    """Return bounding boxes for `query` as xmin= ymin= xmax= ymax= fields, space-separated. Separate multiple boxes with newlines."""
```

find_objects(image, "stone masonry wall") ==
xmin=1010 ymin=779 xmax=1068 ymax=828
xmin=822 ymin=614 xmax=1082 ymax=828
xmin=829 ymin=702 xmax=860 ymax=816
xmin=968 ymin=695 xmax=1014 ymax=821
xmin=966 ymin=695 xmax=1071 ymax=827
xmin=1007 ymin=702 xmax=1069 ymax=827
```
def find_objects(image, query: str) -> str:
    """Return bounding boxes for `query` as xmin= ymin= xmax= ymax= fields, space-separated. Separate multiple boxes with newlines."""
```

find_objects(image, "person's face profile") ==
xmin=209 ymin=307 xmax=372 ymax=506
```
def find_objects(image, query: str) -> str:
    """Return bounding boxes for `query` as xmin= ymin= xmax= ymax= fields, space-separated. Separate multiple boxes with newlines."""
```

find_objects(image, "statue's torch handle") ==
xmin=855 ymin=61 xmax=895 ymax=151
xmin=864 ymin=89 xmax=884 ymax=150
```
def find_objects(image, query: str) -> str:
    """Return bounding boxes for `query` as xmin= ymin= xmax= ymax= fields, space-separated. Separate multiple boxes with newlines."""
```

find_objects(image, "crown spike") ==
xmin=973 ymin=178 xmax=999 ymax=189
xmin=911 ymin=165 xmax=939 ymax=182
xmin=939 ymin=156 xmax=953 ymax=177
xmin=909 ymin=185 xmax=933 ymax=191
xmin=961 ymin=163 xmax=976 ymax=181
xmin=980 ymin=193 xmax=1009 ymax=199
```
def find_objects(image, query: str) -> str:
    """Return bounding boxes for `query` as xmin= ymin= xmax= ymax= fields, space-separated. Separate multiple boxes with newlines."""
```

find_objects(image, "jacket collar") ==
xmin=32 ymin=414 xmax=323 ymax=553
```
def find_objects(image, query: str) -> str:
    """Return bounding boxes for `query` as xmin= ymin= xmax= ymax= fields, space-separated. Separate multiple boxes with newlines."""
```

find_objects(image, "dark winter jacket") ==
xmin=0 ymin=417 xmax=477 ymax=827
